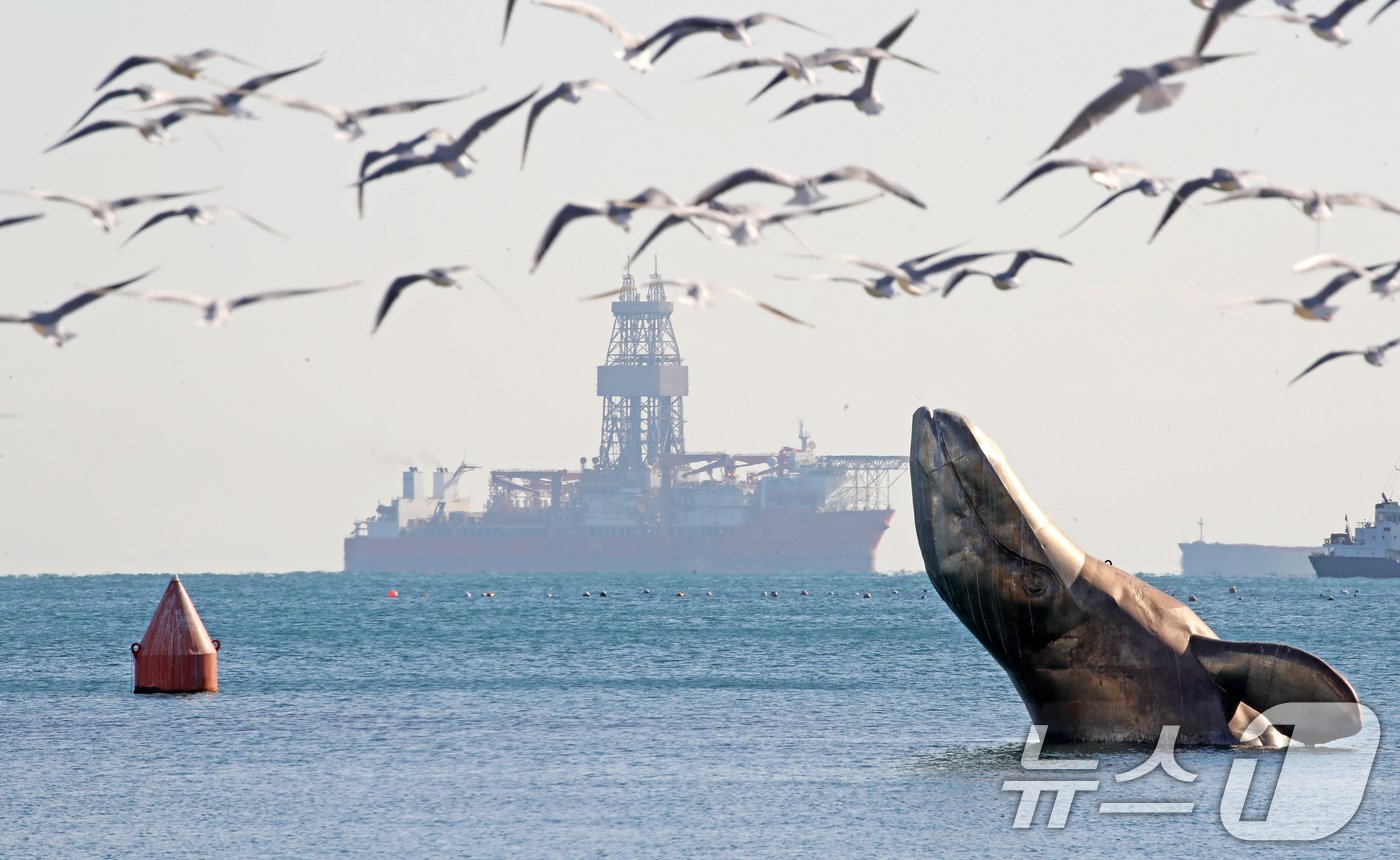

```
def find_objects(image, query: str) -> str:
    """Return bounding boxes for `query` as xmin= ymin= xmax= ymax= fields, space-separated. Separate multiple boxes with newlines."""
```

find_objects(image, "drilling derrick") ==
xmin=596 ymin=266 xmax=687 ymax=475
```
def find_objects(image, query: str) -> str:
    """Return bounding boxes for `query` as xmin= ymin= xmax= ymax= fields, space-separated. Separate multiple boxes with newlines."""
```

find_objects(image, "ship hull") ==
xmin=1178 ymin=541 xmax=1317 ymax=578
xmin=345 ymin=508 xmax=895 ymax=574
xmin=1310 ymin=554 xmax=1400 ymax=579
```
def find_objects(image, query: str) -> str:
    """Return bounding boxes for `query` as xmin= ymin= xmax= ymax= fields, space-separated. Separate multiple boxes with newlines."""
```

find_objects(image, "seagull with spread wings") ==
xmin=1223 ymin=261 xmax=1371 ymax=321
xmin=0 ymin=187 xmax=214 ymax=232
xmin=1148 ymin=167 xmax=1265 ymax=241
xmin=123 ymin=281 xmax=356 ymax=326
xmin=1239 ymin=0 xmax=1375 ymax=44
xmin=942 ymin=251 xmax=1073 ymax=297
xmin=619 ymin=13 xmax=825 ymax=72
xmin=533 ymin=0 xmax=644 ymax=53
xmin=1293 ymin=254 xmax=1400 ymax=298
xmin=373 ymin=266 xmax=505 ymax=334
xmin=1290 ymin=337 xmax=1400 ymax=385
xmin=520 ymin=80 xmax=645 ymax=168
xmin=135 ymin=58 xmax=323 ymax=118
xmin=772 ymin=12 xmax=920 ymax=119
xmin=1060 ymin=176 xmax=1175 ymax=237
xmin=532 ymin=187 xmax=685 ymax=272
xmin=93 ymin=48 xmax=256 ymax=90
xmin=630 ymin=196 xmax=883 ymax=265
xmin=65 ymin=84 xmax=184 ymax=131
xmin=121 ymin=203 xmax=285 ymax=246
xmin=1041 ymin=54 xmax=1245 ymax=156
xmin=1209 ymin=185 xmax=1400 ymax=221
xmin=260 ymin=87 xmax=483 ymax=141
xmin=356 ymin=89 xmax=539 ymax=209
xmin=44 ymin=106 xmax=219 ymax=152
xmin=1000 ymin=157 xmax=1154 ymax=203
xmin=0 ymin=270 xmax=153 ymax=346
xmin=703 ymin=45 xmax=933 ymax=104
xmin=585 ymin=278 xmax=812 ymax=327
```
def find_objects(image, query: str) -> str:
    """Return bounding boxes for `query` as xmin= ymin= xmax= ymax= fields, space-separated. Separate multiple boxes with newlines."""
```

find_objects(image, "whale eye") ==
xmin=1021 ymin=566 xmax=1050 ymax=597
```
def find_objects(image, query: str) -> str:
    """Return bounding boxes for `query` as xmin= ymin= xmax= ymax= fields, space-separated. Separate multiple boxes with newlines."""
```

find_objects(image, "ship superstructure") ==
xmin=345 ymin=267 xmax=905 ymax=574
xmin=1311 ymin=495 xmax=1400 ymax=579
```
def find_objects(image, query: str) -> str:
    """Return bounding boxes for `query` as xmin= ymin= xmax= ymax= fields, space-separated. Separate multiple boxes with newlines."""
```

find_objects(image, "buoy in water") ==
xmin=599 ymin=591 xmax=608 ymax=597
xmin=1228 ymin=586 xmax=1238 ymax=594
xmin=862 ymin=592 xmax=872 ymax=599
xmin=801 ymin=590 xmax=809 ymax=596
xmin=131 ymin=575 xmax=219 ymax=694
xmin=583 ymin=591 xmax=592 ymax=597
xmin=387 ymin=589 xmax=399 ymax=598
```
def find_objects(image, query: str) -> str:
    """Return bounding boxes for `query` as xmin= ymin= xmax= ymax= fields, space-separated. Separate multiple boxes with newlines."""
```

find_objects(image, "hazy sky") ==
xmin=1 ymin=1 xmax=1398 ymax=575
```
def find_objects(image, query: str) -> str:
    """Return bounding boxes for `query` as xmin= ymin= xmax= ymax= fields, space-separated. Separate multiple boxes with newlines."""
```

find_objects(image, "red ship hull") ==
xmin=344 ymin=508 xmax=894 ymax=574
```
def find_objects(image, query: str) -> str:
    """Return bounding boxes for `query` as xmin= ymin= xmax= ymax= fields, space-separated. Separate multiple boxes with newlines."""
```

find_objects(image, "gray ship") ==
xmin=1311 ymin=495 xmax=1400 ymax=579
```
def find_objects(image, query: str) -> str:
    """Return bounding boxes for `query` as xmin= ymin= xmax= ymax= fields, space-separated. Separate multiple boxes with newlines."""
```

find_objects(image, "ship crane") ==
xmin=432 ymin=461 xmax=480 ymax=522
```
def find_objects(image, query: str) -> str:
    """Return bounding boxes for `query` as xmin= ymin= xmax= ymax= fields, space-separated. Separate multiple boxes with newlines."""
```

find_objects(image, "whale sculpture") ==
xmin=911 ymin=407 xmax=1361 ymax=746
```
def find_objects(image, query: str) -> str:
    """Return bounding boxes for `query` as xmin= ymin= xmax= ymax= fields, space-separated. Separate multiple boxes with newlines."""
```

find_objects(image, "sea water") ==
xmin=0 ymin=571 xmax=1394 ymax=858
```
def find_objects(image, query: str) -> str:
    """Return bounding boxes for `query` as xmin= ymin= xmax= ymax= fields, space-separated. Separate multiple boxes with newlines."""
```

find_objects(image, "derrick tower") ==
xmin=596 ymin=264 xmax=687 ymax=474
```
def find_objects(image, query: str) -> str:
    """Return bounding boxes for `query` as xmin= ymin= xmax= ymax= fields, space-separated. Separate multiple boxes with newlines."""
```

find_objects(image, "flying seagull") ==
xmin=373 ymin=266 xmax=503 ymax=334
xmin=521 ymin=80 xmax=645 ymax=168
xmin=772 ymin=12 xmax=920 ymax=119
xmin=620 ymin=13 xmax=825 ymax=72
xmin=1193 ymin=1 xmax=1299 ymax=53
xmin=630 ymin=165 xmax=924 ymax=261
xmin=0 ymin=187 xmax=215 ymax=232
xmin=0 ymin=269 xmax=154 ymax=346
xmin=1239 ymin=0 xmax=1375 ymax=44
xmin=1041 ymin=54 xmax=1245 ymax=157
xmin=1148 ymin=167 xmax=1264 ymax=241
xmin=44 ymin=107 xmax=219 ymax=152
xmin=1000 ymin=157 xmax=1154 ymax=203
xmin=0 ymin=213 xmax=44 ymax=232
xmin=1223 ymin=263 xmax=1369 ymax=321
xmin=355 ymin=89 xmax=540 ymax=209
xmin=356 ymin=128 xmax=454 ymax=218
xmin=122 ymin=281 xmax=357 ymax=326
xmin=121 ymin=203 xmax=285 ymax=246
xmin=260 ymin=87 xmax=484 ymax=141
xmin=1290 ymin=337 xmax=1400 ymax=385
xmin=1293 ymin=253 xmax=1400 ymax=298
xmin=585 ymin=278 xmax=812 ymax=327
xmin=533 ymin=0 xmax=643 ymax=51
xmin=629 ymin=196 xmax=883 ymax=265
xmin=65 ymin=84 xmax=184 ymax=131
xmin=531 ymin=187 xmax=684 ymax=272
xmin=1209 ymin=186 xmax=1400 ymax=221
xmin=1060 ymin=176 xmax=1174 ymax=237
xmin=141 ymin=58 xmax=323 ymax=119
xmin=783 ymin=245 xmax=967 ymax=298
xmin=94 ymin=48 xmax=256 ymax=90
xmin=942 ymin=251 xmax=1073 ymax=297
xmin=703 ymin=46 xmax=933 ymax=104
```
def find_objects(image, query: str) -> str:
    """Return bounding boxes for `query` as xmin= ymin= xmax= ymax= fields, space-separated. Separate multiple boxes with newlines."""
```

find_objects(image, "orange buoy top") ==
xmin=131 ymin=575 xmax=219 ymax=694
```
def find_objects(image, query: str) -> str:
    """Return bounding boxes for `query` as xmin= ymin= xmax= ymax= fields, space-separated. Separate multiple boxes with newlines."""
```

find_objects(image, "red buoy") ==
xmin=387 ymin=589 xmax=399 ymax=598
xmin=131 ymin=575 xmax=219 ymax=694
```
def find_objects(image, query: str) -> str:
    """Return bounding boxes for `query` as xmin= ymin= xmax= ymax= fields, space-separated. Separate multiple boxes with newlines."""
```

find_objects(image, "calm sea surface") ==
xmin=0 ymin=571 xmax=1395 ymax=858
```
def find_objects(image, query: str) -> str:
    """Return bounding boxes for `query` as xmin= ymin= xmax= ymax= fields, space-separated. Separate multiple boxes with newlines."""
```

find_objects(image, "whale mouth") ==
xmin=912 ymin=407 xmax=1085 ymax=588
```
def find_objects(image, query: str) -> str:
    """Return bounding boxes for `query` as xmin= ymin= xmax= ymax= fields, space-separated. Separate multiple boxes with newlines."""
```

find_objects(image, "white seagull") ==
xmin=631 ymin=196 xmax=883 ymax=265
xmin=703 ymin=46 xmax=934 ymax=104
xmin=373 ymin=266 xmax=505 ymax=333
xmin=139 ymin=59 xmax=322 ymax=119
xmin=356 ymin=89 xmax=539 ymax=210
xmin=585 ymin=279 xmax=812 ymax=327
xmin=1209 ymin=186 xmax=1400 ymax=221
xmin=1000 ymin=157 xmax=1154 ymax=203
xmin=532 ymin=187 xmax=685 ymax=272
xmin=521 ymin=80 xmax=646 ymax=168
xmin=1223 ymin=264 xmax=1368 ymax=321
xmin=44 ymin=107 xmax=219 ymax=152
xmin=772 ymin=12 xmax=920 ymax=119
xmin=1041 ymin=54 xmax=1245 ymax=156
xmin=1060 ymin=176 xmax=1175 ymax=237
xmin=123 ymin=281 xmax=357 ymax=326
xmin=532 ymin=0 xmax=643 ymax=51
xmin=93 ymin=48 xmax=256 ymax=90
xmin=629 ymin=165 xmax=924 ymax=262
xmin=1290 ymin=337 xmax=1400 ymax=385
xmin=65 ymin=84 xmax=184 ymax=131
xmin=259 ymin=87 xmax=483 ymax=141
xmin=1193 ymin=1 xmax=1300 ymax=53
xmin=356 ymin=128 xmax=454 ymax=218
xmin=619 ymin=13 xmax=825 ymax=72
xmin=1149 ymin=167 xmax=1265 ymax=241
xmin=0 ymin=269 xmax=154 ymax=346
xmin=1239 ymin=0 xmax=1374 ymax=44
xmin=942 ymin=251 xmax=1073 ymax=297
xmin=782 ymin=244 xmax=966 ymax=298
xmin=1293 ymin=254 xmax=1400 ymax=299
xmin=0 ymin=187 xmax=215 ymax=232
xmin=121 ymin=203 xmax=286 ymax=246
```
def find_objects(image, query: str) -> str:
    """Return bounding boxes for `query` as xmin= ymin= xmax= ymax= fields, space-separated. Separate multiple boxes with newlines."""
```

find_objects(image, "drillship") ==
xmin=1310 ymin=495 xmax=1400 ymax=579
xmin=344 ymin=268 xmax=906 ymax=574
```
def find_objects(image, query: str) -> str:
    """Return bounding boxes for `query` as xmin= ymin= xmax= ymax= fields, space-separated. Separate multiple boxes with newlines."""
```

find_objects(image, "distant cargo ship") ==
xmin=1178 ymin=540 xmax=1316 ymax=578
xmin=344 ymin=267 xmax=906 ymax=575
xmin=1310 ymin=495 xmax=1400 ymax=579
